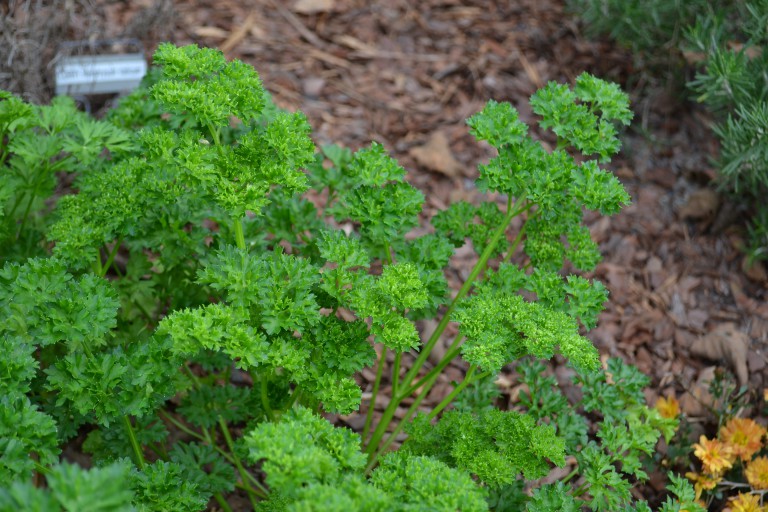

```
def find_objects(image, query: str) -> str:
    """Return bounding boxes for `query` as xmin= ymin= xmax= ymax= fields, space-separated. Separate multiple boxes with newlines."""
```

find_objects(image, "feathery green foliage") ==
xmin=0 ymin=43 xmax=694 ymax=510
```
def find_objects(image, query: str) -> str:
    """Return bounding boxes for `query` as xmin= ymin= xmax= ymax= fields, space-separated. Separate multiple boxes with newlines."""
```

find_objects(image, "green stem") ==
xmin=207 ymin=123 xmax=222 ymax=147
xmin=503 ymin=213 xmax=532 ymax=263
xmin=391 ymin=352 xmax=401 ymax=397
xmin=15 ymin=183 xmax=38 ymax=240
xmin=33 ymin=461 xmax=51 ymax=476
xmin=99 ymin=236 xmax=124 ymax=278
xmin=214 ymin=493 xmax=234 ymax=512
xmin=91 ymin=257 xmax=103 ymax=277
xmin=561 ymin=466 xmax=579 ymax=484
xmin=285 ymin=385 xmax=303 ymax=410
xmin=362 ymin=347 xmax=387 ymax=442
xmin=158 ymin=410 xmax=246 ymax=472
xmin=158 ymin=410 xmax=205 ymax=441
xmin=398 ymin=341 xmax=464 ymax=400
xmin=218 ymin=416 xmax=267 ymax=506
xmin=233 ymin=216 xmax=246 ymax=250
xmin=122 ymin=415 xmax=146 ymax=470
xmin=573 ymin=482 xmax=589 ymax=498
xmin=427 ymin=365 xmax=477 ymax=420
xmin=383 ymin=241 xmax=394 ymax=265
xmin=400 ymin=201 xmax=530 ymax=391
xmin=366 ymin=203 xmax=533 ymax=455
xmin=260 ymin=372 xmax=275 ymax=422
xmin=365 ymin=360 xmax=446 ymax=472
xmin=365 ymin=201 xmax=531 ymax=457
xmin=183 ymin=364 xmax=202 ymax=388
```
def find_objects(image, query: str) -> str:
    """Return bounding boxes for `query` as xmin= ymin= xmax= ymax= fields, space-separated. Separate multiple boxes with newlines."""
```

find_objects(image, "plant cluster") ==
xmin=1 ymin=43 xmax=701 ymax=510
xmin=567 ymin=0 xmax=768 ymax=263
xmin=673 ymin=373 xmax=768 ymax=511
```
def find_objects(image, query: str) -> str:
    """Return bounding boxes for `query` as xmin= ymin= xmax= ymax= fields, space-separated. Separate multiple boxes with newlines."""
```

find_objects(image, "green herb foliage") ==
xmin=0 ymin=44 xmax=699 ymax=510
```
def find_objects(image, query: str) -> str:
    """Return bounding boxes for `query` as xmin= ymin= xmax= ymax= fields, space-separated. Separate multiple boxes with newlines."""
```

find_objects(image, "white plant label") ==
xmin=55 ymin=54 xmax=147 ymax=95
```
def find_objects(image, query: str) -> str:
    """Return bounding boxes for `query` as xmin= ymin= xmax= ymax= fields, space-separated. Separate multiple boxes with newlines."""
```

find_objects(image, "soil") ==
xmin=3 ymin=0 xmax=767 ymax=509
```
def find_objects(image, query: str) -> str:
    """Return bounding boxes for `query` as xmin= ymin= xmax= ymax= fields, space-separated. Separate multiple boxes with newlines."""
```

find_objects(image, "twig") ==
xmin=266 ymin=0 xmax=326 ymax=48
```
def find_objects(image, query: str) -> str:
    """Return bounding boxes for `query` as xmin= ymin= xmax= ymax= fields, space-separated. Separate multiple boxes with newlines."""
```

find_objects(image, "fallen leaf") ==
xmin=689 ymin=323 xmax=749 ymax=387
xmin=679 ymin=366 xmax=718 ymax=417
xmin=293 ymin=0 xmax=335 ymax=14
xmin=678 ymin=188 xmax=719 ymax=220
xmin=409 ymin=131 xmax=463 ymax=178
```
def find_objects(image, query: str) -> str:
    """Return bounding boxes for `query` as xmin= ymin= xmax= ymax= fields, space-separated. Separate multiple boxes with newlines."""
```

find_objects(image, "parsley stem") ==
xmin=285 ymin=384 xmax=303 ymax=410
xmin=363 ymin=346 xmax=387 ymax=442
xmin=213 ymin=493 xmax=234 ymax=512
xmin=233 ymin=216 xmax=246 ymax=250
xmin=503 ymin=212 xmax=533 ymax=264
xmin=100 ymin=236 xmax=124 ymax=278
xmin=366 ymin=357 xmax=444 ymax=472
xmin=33 ymin=461 xmax=51 ymax=476
xmin=218 ymin=416 xmax=266 ymax=506
xmin=122 ymin=415 xmax=146 ymax=470
xmin=260 ymin=372 xmax=275 ymax=422
xmin=207 ymin=123 xmax=222 ymax=147
xmin=400 ymin=200 xmax=529 ymax=394
xmin=427 ymin=365 xmax=479 ymax=420
xmin=158 ymin=409 xmax=205 ymax=441
xmin=158 ymin=409 xmax=267 ymax=496
xmin=367 ymin=201 xmax=531 ymax=458
xmin=399 ymin=341 xmax=463 ymax=399
xmin=391 ymin=352 xmax=401 ymax=397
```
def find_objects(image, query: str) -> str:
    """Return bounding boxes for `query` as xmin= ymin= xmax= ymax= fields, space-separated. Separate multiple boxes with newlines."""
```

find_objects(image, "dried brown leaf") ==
xmin=690 ymin=323 xmax=749 ymax=387
xmin=409 ymin=131 xmax=463 ymax=178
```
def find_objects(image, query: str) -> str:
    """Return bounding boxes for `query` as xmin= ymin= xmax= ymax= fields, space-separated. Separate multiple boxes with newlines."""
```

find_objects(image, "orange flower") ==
xmin=693 ymin=435 xmax=735 ymax=475
xmin=745 ymin=456 xmax=768 ymax=490
xmin=655 ymin=395 xmax=681 ymax=419
xmin=685 ymin=471 xmax=722 ymax=500
xmin=720 ymin=418 xmax=767 ymax=462
xmin=729 ymin=492 xmax=764 ymax=512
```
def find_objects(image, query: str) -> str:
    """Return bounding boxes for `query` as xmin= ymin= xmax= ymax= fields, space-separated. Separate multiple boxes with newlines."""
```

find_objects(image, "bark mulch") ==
xmin=3 ymin=0 xmax=767 ymax=507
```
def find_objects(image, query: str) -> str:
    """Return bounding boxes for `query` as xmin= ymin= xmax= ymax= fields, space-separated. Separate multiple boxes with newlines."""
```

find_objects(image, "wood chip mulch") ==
xmin=3 ymin=0 xmax=767 ymax=506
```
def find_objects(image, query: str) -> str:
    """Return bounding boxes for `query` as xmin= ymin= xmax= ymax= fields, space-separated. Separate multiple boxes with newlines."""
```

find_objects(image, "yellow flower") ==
xmin=729 ymin=492 xmax=764 ymax=512
xmin=685 ymin=471 xmax=722 ymax=500
xmin=745 ymin=456 xmax=768 ymax=490
xmin=655 ymin=395 xmax=681 ymax=419
xmin=720 ymin=418 xmax=767 ymax=462
xmin=693 ymin=435 xmax=735 ymax=475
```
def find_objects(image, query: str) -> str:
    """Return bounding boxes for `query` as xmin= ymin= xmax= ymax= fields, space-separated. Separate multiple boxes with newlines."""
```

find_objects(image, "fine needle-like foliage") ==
xmin=0 ymin=43 xmax=702 ymax=511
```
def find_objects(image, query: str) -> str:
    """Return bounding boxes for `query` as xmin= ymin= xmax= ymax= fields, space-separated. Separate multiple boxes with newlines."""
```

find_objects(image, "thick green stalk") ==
xmin=259 ymin=372 xmax=275 ymax=422
xmin=399 ymin=200 xmax=531 ymax=391
xmin=365 ymin=357 xmax=447 ymax=471
xmin=213 ymin=493 xmax=234 ymax=512
xmin=366 ymin=200 xmax=532 ymax=457
xmin=33 ymin=461 xmax=51 ymax=476
xmin=363 ymin=242 xmax=396 ymax=440
xmin=398 ymin=341 xmax=464 ymax=400
xmin=284 ymin=385 xmax=303 ymax=410
xmin=123 ymin=415 xmax=146 ymax=470
xmin=159 ymin=409 xmax=266 ymax=494
xmin=99 ymin=236 xmax=124 ymax=278
xmin=426 ymin=365 xmax=481 ymax=420
xmin=218 ymin=416 xmax=267 ymax=506
xmin=391 ymin=352 xmax=401 ymax=397
xmin=362 ymin=347 xmax=387 ymax=442
xmin=233 ymin=217 xmax=246 ymax=250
